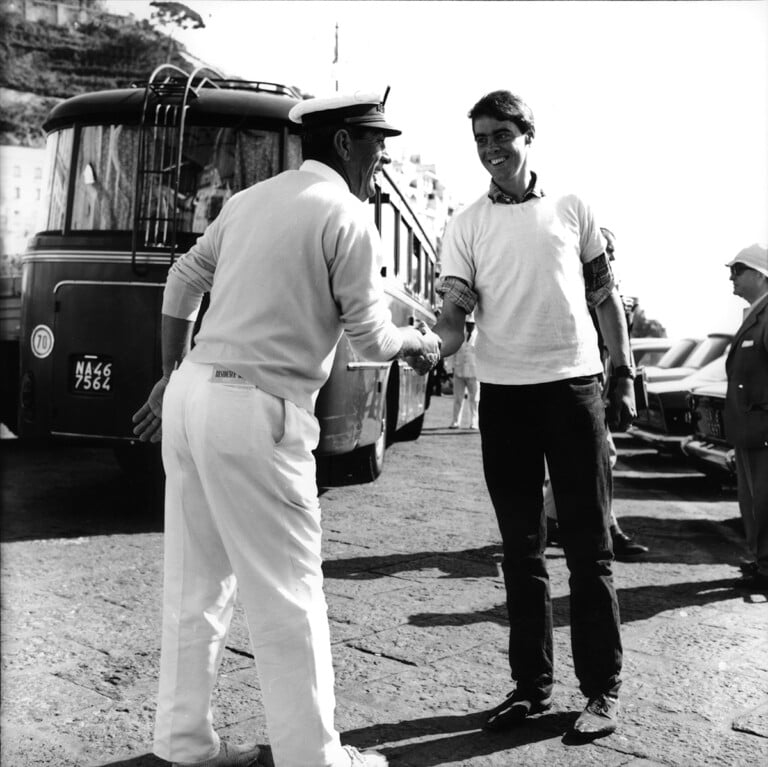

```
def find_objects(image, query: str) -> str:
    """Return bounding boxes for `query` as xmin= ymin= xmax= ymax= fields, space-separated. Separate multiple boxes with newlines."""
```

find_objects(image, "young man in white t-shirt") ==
xmin=433 ymin=90 xmax=636 ymax=740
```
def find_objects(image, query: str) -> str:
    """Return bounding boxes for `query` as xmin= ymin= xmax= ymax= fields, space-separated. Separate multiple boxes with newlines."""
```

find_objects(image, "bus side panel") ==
xmin=314 ymin=337 xmax=387 ymax=456
xmin=384 ymin=290 xmax=432 ymax=431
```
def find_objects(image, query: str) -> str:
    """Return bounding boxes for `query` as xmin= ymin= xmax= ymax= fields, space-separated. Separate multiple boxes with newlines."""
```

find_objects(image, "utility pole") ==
xmin=333 ymin=22 xmax=339 ymax=92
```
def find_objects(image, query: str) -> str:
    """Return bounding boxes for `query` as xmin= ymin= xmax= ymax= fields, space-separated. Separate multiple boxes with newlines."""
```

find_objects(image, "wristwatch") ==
xmin=613 ymin=365 xmax=635 ymax=380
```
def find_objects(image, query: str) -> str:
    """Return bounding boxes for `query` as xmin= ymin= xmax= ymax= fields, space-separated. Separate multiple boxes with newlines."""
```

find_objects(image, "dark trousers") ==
xmin=479 ymin=377 xmax=622 ymax=700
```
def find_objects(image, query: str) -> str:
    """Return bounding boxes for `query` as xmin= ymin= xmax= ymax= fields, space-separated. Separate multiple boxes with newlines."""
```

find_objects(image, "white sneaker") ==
xmin=172 ymin=741 xmax=270 ymax=767
xmin=343 ymin=744 xmax=388 ymax=766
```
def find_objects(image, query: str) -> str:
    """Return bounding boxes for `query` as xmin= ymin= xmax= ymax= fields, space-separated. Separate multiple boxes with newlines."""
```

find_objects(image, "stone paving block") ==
xmin=347 ymin=620 xmax=509 ymax=669
xmin=2 ymin=669 xmax=112 ymax=724
xmin=324 ymin=571 xmax=421 ymax=600
xmin=732 ymin=701 xmax=768 ymax=738
xmin=328 ymin=592 xmax=422 ymax=644
xmin=621 ymin=651 xmax=767 ymax=729
xmin=611 ymin=704 xmax=768 ymax=767
xmin=621 ymin=614 xmax=763 ymax=666
xmin=51 ymin=647 xmax=159 ymax=705
xmin=333 ymin=641 xmax=418 ymax=688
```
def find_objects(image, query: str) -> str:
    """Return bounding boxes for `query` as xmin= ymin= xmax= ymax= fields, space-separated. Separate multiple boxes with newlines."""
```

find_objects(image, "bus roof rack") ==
xmin=130 ymin=76 xmax=301 ymax=99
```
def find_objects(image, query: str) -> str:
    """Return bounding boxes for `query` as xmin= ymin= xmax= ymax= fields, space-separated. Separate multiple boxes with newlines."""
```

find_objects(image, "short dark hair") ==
xmin=468 ymin=90 xmax=535 ymax=138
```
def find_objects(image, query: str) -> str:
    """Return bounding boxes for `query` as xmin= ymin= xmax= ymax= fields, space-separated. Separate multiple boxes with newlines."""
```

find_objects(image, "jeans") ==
xmin=479 ymin=377 xmax=622 ymax=700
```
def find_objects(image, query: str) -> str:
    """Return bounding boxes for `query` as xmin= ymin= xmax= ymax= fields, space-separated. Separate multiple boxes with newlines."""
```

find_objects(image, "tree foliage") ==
xmin=631 ymin=307 xmax=667 ymax=338
xmin=149 ymin=2 xmax=205 ymax=32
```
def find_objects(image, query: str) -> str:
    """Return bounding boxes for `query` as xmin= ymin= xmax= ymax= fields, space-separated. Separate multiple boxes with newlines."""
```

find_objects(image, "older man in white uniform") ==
xmin=132 ymin=92 xmax=440 ymax=767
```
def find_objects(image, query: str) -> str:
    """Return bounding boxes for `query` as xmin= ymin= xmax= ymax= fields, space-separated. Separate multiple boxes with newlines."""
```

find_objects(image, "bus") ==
xmin=17 ymin=65 xmax=437 ymax=484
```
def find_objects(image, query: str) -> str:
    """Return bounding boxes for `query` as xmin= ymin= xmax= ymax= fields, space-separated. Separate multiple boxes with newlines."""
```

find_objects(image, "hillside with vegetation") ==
xmin=0 ymin=5 xmax=208 ymax=146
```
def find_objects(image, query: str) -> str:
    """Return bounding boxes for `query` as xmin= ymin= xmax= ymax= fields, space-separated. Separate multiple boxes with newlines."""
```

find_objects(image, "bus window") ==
xmin=286 ymin=132 xmax=303 ymax=170
xmin=400 ymin=219 xmax=412 ymax=288
xmin=379 ymin=202 xmax=396 ymax=278
xmin=45 ymin=129 xmax=73 ymax=231
xmin=72 ymin=125 xmax=137 ymax=230
xmin=411 ymin=235 xmax=422 ymax=294
xmin=425 ymin=257 xmax=435 ymax=304
xmin=68 ymin=125 xmax=287 ymax=234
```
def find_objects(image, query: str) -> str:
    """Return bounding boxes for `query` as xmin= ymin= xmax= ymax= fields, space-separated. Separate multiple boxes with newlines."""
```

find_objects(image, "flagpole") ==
xmin=333 ymin=22 xmax=339 ymax=92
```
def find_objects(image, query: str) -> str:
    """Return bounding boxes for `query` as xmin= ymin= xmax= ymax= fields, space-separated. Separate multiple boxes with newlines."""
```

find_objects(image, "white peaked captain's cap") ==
xmin=288 ymin=89 xmax=402 ymax=136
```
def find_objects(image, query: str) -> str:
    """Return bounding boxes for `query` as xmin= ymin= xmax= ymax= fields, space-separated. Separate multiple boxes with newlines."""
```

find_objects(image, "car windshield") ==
xmin=685 ymin=354 xmax=727 ymax=385
xmin=684 ymin=336 xmax=732 ymax=369
xmin=656 ymin=339 xmax=700 ymax=368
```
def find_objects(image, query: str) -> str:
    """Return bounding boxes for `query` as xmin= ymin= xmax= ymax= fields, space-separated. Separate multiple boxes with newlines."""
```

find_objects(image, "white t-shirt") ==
xmin=440 ymin=189 xmax=605 ymax=384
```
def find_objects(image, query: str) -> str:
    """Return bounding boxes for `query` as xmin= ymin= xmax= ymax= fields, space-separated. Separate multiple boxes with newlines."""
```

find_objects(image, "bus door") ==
xmin=49 ymin=280 xmax=162 ymax=439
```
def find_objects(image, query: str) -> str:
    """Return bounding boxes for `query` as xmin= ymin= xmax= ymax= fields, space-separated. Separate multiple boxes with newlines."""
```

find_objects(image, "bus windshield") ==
xmin=48 ymin=124 xmax=300 ymax=235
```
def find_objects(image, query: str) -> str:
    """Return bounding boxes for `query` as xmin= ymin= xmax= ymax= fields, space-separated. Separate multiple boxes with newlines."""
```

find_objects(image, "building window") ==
xmin=13 ymin=166 xmax=21 ymax=177
xmin=14 ymin=188 xmax=21 ymax=199
xmin=34 ymin=167 xmax=43 ymax=180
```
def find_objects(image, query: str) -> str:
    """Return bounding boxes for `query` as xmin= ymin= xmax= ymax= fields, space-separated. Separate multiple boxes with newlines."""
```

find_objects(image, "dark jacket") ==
xmin=725 ymin=293 xmax=768 ymax=448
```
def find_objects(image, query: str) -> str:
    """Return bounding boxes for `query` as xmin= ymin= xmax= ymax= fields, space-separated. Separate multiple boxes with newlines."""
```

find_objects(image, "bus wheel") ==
xmin=336 ymin=399 xmax=387 ymax=484
xmin=396 ymin=406 xmax=425 ymax=441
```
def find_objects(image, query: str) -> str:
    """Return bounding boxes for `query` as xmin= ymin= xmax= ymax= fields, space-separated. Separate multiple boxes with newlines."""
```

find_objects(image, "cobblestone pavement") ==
xmin=1 ymin=396 xmax=767 ymax=766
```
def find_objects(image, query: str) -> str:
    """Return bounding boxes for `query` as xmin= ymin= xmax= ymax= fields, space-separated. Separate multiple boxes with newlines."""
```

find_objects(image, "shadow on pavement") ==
xmin=90 ymin=756 xmax=166 ymax=767
xmin=323 ymin=544 xmax=502 ymax=579
xmin=407 ymin=577 xmax=745 ymax=630
xmin=343 ymin=709 xmax=579 ymax=766
xmin=0 ymin=441 xmax=164 ymax=542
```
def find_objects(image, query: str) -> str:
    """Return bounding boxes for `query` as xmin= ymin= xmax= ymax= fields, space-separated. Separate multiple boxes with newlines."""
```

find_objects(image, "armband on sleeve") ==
xmin=583 ymin=254 xmax=616 ymax=308
xmin=437 ymin=276 xmax=478 ymax=314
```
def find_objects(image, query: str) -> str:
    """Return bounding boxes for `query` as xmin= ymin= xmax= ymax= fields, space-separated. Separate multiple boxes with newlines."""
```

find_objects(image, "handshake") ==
xmin=401 ymin=321 xmax=442 ymax=375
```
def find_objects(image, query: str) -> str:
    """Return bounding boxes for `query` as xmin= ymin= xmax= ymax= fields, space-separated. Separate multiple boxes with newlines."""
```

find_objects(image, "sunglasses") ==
xmin=730 ymin=263 xmax=751 ymax=277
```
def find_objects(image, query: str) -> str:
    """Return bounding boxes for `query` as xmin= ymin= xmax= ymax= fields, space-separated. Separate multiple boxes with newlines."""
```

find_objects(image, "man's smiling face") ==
xmin=472 ymin=116 xmax=530 ymax=190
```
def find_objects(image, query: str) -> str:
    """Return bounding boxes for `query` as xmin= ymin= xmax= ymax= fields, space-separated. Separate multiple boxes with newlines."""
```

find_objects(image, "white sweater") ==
xmin=162 ymin=160 xmax=402 ymax=411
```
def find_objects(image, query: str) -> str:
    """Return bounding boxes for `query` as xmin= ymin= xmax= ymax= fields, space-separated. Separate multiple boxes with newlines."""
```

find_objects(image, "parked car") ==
xmin=629 ymin=355 xmax=727 ymax=453
xmin=630 ymin=337 xmax=676 ymax=368
xmin=644 ymin=333 xmax=732 ymax=384
xmin=681 ymin=380 xmax=736 ymax=481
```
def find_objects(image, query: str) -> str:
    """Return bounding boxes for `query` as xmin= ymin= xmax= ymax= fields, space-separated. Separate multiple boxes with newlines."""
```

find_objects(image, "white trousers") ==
xmin=452 ymin=375 xmax=479 ymax=428
xmin=153 ymin=361 xmax=347 ymax=767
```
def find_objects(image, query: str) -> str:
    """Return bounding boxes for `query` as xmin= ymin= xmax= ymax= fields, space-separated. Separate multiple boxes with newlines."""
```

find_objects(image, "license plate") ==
xmin=699 ymin=405 xmax=723 ymax=439
xmin=70 ymin=354 xmax=113 ymax=395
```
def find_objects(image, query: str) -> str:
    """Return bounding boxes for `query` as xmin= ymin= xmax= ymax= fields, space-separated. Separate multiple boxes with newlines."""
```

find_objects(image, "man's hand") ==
xmin=404 ymin=321 xmax=442 ymax=375
xmin=607 ymin=376 xmax=637 ymax=432
xmin=131 ymin=375 xmax=169 ymax=443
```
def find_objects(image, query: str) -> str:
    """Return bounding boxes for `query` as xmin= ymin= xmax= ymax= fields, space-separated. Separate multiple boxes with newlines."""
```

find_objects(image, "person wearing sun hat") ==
xmin=724 ymin=243 xmax=768 ymax=593
xmin=132 ymin=89 xmax=439 ymax=767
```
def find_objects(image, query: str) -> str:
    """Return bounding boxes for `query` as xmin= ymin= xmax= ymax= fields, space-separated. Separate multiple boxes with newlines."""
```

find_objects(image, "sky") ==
xmin=106 ymin=0 xmax=768 ymax=339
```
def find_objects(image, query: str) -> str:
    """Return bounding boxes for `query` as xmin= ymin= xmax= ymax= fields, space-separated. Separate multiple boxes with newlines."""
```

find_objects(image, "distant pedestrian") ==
xmin=433 ymin=90 xmax=635 ymax=740
xmin=131 ymin=91 xmax=440 ymax=767
xmin=724 ymin=243 xmax=768 ymax=593
xmin=427 ymin=309 xmax=448 ymax=397
xmin=446 ymin=318 xmax=479 ymax=429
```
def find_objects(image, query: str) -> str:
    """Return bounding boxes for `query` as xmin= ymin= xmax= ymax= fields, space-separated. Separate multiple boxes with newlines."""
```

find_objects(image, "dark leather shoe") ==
xmin=739 ymin=560 xmax=758 ymax=575
xmin=612 ymin=531 xmax=649 ymax=560
xmin=733 ymin=571 xmax=768 ymax=592
xmin=571 ymin=693 xmax=619 ymax=739
xmin=484 ymin=689 xmax=553 ymax=731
